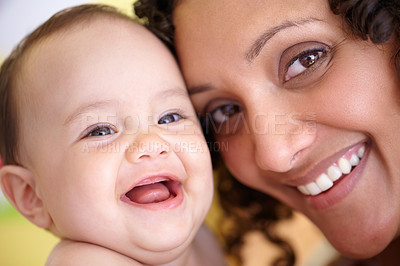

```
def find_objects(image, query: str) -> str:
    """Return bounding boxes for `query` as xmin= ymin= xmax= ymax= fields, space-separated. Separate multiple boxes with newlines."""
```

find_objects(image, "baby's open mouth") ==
xmin=125 ymin=180 xmax=178 ymax=204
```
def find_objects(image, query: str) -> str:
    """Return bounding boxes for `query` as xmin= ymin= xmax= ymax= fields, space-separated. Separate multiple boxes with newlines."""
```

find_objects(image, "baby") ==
xmin=0 ymin=4 xmax=225 ymax=266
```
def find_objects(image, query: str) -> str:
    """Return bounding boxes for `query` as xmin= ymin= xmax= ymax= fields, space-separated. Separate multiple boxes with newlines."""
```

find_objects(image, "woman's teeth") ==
xmin=297 ymin=145 xmax=365 ymax=196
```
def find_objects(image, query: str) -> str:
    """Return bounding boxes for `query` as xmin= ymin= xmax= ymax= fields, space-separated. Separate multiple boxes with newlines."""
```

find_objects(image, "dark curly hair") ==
xmin=134 ymin=0 xmax=400 ymax=265
xmin=329 ymin=0 xmax=400 ymax=75
xmin=134 ymin=0 xmax=176 ymax=55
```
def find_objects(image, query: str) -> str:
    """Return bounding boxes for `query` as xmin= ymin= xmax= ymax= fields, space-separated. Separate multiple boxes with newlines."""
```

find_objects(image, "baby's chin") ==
xmin=104 ymin=214 xmax=204 ymax=265
xmin=117 ymin=231 xmax=197 ymax=265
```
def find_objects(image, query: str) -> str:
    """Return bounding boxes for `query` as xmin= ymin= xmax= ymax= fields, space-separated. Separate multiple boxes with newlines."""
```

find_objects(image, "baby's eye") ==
xmin=210 ymin=104 xmax=241 ymax=124
xmin=158 ymin=113 xmax=183 ymax=124
xmin=285 ymin=49 xmax=326 ymax=81
xmin=87 ymin=125 xmax=116 ymax=137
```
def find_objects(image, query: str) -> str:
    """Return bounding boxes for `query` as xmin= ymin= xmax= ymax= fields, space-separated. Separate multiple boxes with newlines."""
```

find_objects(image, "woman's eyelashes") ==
xmin=204 ymin=103 xmax=243 ymax=136
xmin=210 ymin=104 xmax=241 ymax=124
xmin=281 ymin=42 xmax=330 ymax=83
xmin=285 ymin=49 xmax=327 ymax=81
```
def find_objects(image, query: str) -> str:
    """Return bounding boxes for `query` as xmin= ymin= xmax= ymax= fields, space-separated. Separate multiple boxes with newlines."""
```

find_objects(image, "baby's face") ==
xmin=17 ymin=18 xmax=213 ymax=264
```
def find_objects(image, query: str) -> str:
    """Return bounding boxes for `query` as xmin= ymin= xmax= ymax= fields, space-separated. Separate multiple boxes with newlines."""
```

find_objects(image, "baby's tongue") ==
xmin=126 ymin=183 xmax=170 ymax=204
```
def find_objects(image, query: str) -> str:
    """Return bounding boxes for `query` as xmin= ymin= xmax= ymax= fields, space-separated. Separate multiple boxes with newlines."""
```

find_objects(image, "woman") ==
xmin=135 ymin=0 xmax=400 ymax=265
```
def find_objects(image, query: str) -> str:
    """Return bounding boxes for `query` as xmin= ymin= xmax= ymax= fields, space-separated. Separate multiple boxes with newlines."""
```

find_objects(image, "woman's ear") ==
xmin=0 ymin=165 xmax=52 ymax=229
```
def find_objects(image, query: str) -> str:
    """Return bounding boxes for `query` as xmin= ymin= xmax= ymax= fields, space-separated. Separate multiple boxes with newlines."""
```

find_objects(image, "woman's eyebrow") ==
xmin=188 ymin=84 xmax=214 ymax=95
xmin=246 ymin=18 xmax=322 ymax=62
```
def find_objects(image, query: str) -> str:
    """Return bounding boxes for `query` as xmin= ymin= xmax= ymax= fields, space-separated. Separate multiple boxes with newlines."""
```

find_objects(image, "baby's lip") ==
xmin=135 ymin=176 xmax=172 ymax=187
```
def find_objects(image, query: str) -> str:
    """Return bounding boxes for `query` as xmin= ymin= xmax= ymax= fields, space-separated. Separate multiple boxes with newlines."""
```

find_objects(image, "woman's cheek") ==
xmin=219 ymin=134 xmax=256 ymax=182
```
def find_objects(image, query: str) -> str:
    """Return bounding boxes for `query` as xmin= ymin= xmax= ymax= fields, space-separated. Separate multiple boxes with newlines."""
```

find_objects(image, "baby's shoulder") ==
xmin=191 ymin=225 xmax=227 ymax=266
xmin=45 ymin=240 xmax=142 ymax=266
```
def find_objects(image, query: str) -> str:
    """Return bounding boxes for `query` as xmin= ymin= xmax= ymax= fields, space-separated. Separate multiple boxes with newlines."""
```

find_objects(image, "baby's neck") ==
xmin=47 ymin=225 xmax=226 ymax=266
xmin=161 ymin=225 xmax=226 ymax=266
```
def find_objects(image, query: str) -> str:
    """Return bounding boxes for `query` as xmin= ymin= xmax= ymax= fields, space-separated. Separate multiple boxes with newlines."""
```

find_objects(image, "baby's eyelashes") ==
xmin=85 ymin=124 xmax=117 ymax=138
xmin=158 ymin=112 xmax=184 ymax=124
xmin=80 ymin=110 xmax=188 ymax=140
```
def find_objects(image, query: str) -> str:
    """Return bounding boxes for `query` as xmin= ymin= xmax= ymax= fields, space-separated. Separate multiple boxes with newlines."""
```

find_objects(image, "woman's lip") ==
xmin=307 ymin=143 xmax=369 ymax=210
xmin=291 ymin=141 xmax=368 ymax=187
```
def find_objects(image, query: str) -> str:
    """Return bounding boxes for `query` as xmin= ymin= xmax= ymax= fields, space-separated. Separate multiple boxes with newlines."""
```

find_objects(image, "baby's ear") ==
xmin=0 ymin=165 xmax=52 ymax=229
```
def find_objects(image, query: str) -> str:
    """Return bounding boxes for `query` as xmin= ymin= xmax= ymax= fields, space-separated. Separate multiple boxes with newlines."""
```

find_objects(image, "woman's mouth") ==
xmin=297 ymin=143 xmax=366 ymax=196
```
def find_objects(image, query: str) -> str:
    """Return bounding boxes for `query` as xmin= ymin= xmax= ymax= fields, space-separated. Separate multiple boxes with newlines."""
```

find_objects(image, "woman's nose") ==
xmin=125 ymin=132 xmax=170 ymax=163
xmin=251 ymin=113 xmax=316 ymax=172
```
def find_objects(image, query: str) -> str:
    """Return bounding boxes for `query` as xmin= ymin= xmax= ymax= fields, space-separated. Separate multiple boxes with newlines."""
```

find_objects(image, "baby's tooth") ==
xmin=327 ymin=165 xmax=342 ymax=181
xmin=338 ymin=158 xmax=351 ymax=174
xmin=315 ymin=173 xmax=333 ymax=192
xmin=357 ymin=145 xmax=365 ymax=158
xmin=349 ymin=154 xmax=360 ymax=166
xmin=298 ymin=185 xmax=310 ymax=195
xmin=305 ymin=182 xmax=322 ymax=196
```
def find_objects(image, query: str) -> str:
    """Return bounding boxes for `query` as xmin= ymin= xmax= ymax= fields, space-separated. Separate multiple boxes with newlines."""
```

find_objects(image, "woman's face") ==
xmin=174 ymin=0 xmax=400 ymax=258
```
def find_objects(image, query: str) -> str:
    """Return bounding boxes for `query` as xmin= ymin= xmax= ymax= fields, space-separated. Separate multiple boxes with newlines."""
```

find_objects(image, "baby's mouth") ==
xmin=125 ymin=180 xmax=178 ymax=204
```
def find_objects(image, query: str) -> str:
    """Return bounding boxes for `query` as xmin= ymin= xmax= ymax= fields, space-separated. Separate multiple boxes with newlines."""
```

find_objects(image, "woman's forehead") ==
xmin=174 ymin=0 xmax=338 ymax=50
xmin=175 ymin=0 xmax=331 ymax=21
xmin=173 ymin=0 xmax=340 ymax=76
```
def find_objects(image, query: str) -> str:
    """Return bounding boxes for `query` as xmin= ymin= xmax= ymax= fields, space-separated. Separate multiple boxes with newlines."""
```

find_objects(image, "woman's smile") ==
xmin=297 ymin=143 xmax=366 ymax=196
xmin=301 ymin=142 xmax=368 ymax=210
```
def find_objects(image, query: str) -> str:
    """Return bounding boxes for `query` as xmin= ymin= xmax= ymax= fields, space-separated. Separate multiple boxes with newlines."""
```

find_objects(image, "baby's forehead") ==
xmin=14 ymin=18 xmax=126 ymax=121
xmin=16 ymin=16 xmax=180 ymax=113
xmin=0 ymin=5 xmax=152 ymax=165
xmin=16 ymin=15 xmax=143 ymax=92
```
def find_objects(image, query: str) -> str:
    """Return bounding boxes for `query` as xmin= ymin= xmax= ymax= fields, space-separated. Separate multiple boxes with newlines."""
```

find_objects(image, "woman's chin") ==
xmin=325 ymin=228 xmax=395 ymax=260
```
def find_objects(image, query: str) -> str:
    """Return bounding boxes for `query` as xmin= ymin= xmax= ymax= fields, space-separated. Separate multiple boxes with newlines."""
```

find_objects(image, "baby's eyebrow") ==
xmin=64 ymin=100 xmax=114 ymax=126
xmin=154 ymin=87 xmax=189 ymax=100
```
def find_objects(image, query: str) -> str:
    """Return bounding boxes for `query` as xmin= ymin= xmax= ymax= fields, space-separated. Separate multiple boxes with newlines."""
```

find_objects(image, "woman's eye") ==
xmin=204 ymin=103 xmax=243 ymax=137
xmin=158 ymin=113 xmax=183 ymax=124
xmin=285 ymin=49 xmax=326 ymax=81
xmin=210 ymin=104 xmax=241 ymax=124
xmin=87 ymin=126 xmax=116 ymax=137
